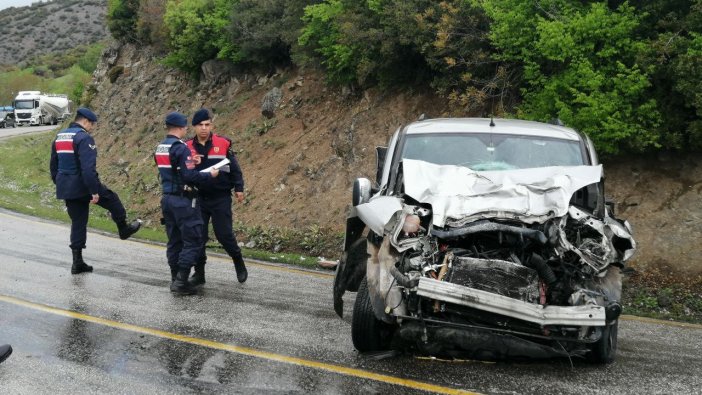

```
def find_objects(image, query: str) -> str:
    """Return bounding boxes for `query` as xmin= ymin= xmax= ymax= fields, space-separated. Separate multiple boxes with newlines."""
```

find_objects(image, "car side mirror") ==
xmin=375 ymin=146 xmax=387 ymax=186
xmin=352 ymin=178 xmax=372 ymax=206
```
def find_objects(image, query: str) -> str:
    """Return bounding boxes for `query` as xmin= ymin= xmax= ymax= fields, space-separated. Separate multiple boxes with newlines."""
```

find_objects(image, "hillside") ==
xmin=85 ymin=43 xmax=702 ymax=284
xmin=0 ymin=0 xmax=107 ymax=65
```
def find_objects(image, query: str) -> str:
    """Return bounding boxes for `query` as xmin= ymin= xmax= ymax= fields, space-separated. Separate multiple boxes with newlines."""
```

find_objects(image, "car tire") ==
xmin=589 ymin=320 xmax=618 ymax=364
xmin=351 ymin=277 xmax=393 ymax=352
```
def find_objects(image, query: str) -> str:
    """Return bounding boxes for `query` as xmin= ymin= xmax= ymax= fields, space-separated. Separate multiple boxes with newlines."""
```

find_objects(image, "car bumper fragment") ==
xmin=416 ymin=277 xmax=606 ymax=327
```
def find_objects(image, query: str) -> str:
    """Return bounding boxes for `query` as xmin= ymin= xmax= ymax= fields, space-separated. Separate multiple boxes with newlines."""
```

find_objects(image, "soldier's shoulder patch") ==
xmin=89 ymin=144 xmax=97 ymax=150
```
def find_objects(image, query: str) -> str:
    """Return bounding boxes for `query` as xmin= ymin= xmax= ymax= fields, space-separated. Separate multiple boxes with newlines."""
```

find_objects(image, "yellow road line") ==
xmin=620 ymin=314 xmax=702 ymax=330
xmin=0 ymin=294 xmax=479 ymax=395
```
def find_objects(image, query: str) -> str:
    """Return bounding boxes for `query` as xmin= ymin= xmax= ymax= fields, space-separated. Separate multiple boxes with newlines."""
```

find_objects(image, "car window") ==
xmin=401 ymin=133 xmax=584 ymax=170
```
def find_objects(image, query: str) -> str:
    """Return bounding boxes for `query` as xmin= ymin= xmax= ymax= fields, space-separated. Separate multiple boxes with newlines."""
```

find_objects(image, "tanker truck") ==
xmin=13 ymin=91 xmax=72 ymax=126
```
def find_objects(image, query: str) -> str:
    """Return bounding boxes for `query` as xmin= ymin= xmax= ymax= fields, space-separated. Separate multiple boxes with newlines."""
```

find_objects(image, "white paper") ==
xmin=200 ymin=158 xmax=230 ymax=172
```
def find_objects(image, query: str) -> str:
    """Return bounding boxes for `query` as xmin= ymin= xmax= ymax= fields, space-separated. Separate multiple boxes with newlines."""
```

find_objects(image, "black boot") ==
xmin=71 ymin=249 xmax=93 ymax=274
xmin=0 ymin=344 xmax=12 ymax=364
xmin=118 ymin=219 xmax=142 ymax=240
xmin=170 ymin=269 xmax=178 ymax=282
xmin=233 ymin=255 xmax=248 ymax=283
xmin=190 ymin=264 xmax=206 ymax=286
xmin=170 ymin=270 xmax=198 ymax=295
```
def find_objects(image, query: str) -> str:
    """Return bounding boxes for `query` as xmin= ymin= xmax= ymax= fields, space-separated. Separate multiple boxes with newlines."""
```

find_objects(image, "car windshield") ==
xmin=401 ymin=133 xmax=585 ymax=170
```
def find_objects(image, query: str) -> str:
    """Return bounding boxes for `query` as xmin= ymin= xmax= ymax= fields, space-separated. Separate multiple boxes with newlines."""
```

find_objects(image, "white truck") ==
xmin=13 ymin=91 xmax=72 ymax=126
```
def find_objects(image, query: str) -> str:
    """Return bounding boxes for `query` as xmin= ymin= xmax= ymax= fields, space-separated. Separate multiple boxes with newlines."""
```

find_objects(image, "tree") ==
xmin=107 ymin=0 xmax=140 ymax=43
xmin=137 ymin=0 xmax=169 ymax=51
xmin=163 ymin=0 xmax=237 ymax=75
xmin=299 ymin=0 xmax=432 ymax=87
xmin=228 ymin=0 xmax=318 ymax=69
xmin=482 ymin=1 xmax=661 ymax=154
xmin=634 ymin=0 xmax=702 ymax=150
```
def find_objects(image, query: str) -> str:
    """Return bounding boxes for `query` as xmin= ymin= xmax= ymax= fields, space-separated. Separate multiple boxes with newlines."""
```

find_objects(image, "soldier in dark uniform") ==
xmin=50 ymin=108 xmax=141 ymax=274
xmin=156 ymin=112 xmax=220 ymax=295
xmin=185 ymin=108 xmax=247 ymax=285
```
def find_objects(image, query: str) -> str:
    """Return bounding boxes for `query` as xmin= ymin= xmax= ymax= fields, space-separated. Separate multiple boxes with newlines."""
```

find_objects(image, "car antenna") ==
xmin=417 ymin=113 xmax=429 ymax=121
xmin=489 ymin=115 xmax=495 ymax=127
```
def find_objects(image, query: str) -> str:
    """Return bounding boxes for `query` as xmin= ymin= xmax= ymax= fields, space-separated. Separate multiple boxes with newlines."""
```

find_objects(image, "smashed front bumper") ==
xmin=416 ymin=277 xmax=606 ymax=327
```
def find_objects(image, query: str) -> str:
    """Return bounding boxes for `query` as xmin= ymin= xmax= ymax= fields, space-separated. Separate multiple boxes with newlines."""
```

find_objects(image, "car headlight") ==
xmin=402 ymin=214 xmax=421 ymax=235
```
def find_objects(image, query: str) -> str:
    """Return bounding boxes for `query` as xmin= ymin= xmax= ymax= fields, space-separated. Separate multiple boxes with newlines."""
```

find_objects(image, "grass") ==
xmin=622 ymin=279 xmax=702 ymax=324
xmin=0 ymin=131 xmax=329 ymax=271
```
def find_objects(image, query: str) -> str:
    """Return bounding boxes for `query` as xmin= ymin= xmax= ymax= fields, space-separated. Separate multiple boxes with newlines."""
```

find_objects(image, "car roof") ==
xmin=404 ymin=118 xmax=582 ymax=141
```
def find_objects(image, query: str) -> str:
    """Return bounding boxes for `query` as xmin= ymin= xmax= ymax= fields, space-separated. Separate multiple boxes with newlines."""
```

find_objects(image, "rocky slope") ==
xmin=88 ymin=43 xmax=702 ymax=280
xmin=0 ymin=0 xmax=107 ymax=65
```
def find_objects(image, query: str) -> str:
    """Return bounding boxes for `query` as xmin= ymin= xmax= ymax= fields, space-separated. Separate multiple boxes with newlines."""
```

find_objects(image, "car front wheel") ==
xmin=351 ymin=278 xmax=394 ymax=352
xmin=589 ymin=320 xmax=618 ymax=364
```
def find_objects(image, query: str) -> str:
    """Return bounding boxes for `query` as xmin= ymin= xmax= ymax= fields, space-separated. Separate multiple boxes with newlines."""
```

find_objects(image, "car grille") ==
xmin=17 ymin=113 xmax=30 ymax=119
xmin=446 ymin=256 xmax=540 ymax=303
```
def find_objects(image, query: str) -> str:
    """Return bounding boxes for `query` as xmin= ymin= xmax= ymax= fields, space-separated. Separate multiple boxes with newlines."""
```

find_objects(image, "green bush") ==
xmin=108 ymin=66 xmax=124 ymax=83
xmin=71 ymin=81 xmax=85 ymax=104
xmin=227 ymin=0 xmax=313 ymax=68
xmin=135 ymin=0 xmax=169 ymax=51
xmin=389 ymin=1 xmax=501 ymax=112
xmin=298 ymin=0 xmax=428 ymax=87
xmin=235 ymin=222 xmax=343 ymax=258
xmin=483 ymin=1 xmax=661 ymax=154
xmin=107 ymin=0 xmax=139 ymax=43
xmin=298 ymin=0 xmax=359 ymax=85
xmin=76 ymin=43 xmax=104 ymax=74
xmin=163 ymin=0 xmax=236 ymax=75
xmin=650 ymin=2 xmax=702 ymax=151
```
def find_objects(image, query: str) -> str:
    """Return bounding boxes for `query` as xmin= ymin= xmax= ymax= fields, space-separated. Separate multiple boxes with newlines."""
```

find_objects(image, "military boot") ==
xmin=0 ymin=344 xmax=12 ymax=364
xmin=233 ymin=255 xmax=248 ymax=283
xmin=71 ymin=248 xmax=93 ymax=274
xmin=118 ymin=219 xmax=142 ymax=240
xmin=190 ymin=264 xmax=206 ymax=286
xmin=170 ymin=270 xmax=198 ymax=295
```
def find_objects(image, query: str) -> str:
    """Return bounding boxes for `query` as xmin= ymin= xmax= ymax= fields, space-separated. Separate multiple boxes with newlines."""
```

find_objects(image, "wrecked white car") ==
xmin=333 ymin=118 xmax=636 ymax=363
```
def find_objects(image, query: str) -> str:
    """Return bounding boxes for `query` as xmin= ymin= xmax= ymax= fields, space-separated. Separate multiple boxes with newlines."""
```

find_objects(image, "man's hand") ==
xmin=235 ymin=192 xmax=244 ymax=203
xmin=192 ymin=154 xmax=203 ymax=165
xmin=210 ymin=168 xmax=220 ymax=178
xmin=90 ymin=194 xmax=99 ymax=204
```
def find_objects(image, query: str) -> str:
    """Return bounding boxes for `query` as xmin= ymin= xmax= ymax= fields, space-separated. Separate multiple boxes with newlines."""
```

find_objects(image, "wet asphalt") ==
xmin=0 ymin=124 xmax=55 ymax=140
xmin=0 ymin=209 xmax=701 ymax=394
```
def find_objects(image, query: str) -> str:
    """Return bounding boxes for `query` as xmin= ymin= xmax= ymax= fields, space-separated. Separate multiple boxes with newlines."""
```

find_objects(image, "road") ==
xmin=0 ymin=209 xmax=701 ymax=394
xmin=0 ymin=124 xmax=56 ymax=140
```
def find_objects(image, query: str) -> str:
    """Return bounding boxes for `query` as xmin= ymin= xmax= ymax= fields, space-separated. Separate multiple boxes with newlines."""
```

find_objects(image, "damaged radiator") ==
xmin=446 ymin=256 xmax=540 ymax=303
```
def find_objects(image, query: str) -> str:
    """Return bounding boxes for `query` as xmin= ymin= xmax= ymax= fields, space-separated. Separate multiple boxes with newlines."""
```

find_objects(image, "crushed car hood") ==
xmin=400 ymin=159 xmax=603 ymax=227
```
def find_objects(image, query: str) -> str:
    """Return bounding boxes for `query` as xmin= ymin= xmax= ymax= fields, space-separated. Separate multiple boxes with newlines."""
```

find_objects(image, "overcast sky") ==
xmin=0 ymin=0 xmax=50 ymax=11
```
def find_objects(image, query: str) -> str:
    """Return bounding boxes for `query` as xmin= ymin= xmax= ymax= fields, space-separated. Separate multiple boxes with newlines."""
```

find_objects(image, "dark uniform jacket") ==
xmin=49 ymin=123 xmax=100 ymax=200
xmin=185 ymin=133 xmax=244 ymax=197
xmin=155 ymin=134 xmax=213 ymax=194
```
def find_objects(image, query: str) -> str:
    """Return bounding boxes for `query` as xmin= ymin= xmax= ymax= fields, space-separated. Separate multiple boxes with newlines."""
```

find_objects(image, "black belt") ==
xmin=164 ymin=190 xmax=198 ymax=199
xmin=164 ymin=191 xmax=190 ymax=197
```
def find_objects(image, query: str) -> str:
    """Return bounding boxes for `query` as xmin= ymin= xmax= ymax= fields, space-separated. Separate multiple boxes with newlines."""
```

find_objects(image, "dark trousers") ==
xmin=161 ymin=194 xmax=204 ymax=272
xmin=65 ymin=184 xmax=126 ymax=249
xmin=197 ymin=194 xmax=242 ymax=265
